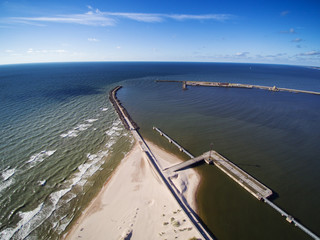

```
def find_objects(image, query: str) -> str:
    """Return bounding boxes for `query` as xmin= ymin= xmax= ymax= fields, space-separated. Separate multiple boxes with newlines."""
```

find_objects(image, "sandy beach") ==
xmin=65 ymin=140 xmax=201 ymax=240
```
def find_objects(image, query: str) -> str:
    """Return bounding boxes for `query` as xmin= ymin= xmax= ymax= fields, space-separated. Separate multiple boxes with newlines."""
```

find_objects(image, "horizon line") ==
xmin=0 ymin=60 xmax=319 ymax=68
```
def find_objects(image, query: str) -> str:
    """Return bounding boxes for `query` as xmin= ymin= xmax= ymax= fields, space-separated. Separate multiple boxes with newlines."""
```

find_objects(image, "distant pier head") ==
xmin=156 ymin=80 xmax=320 ymax=95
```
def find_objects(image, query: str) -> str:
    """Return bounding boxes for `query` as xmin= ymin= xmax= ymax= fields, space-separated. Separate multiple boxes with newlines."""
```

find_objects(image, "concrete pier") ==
xmin=210 ymin=151 xmax=272 ymax=200
xmin=164 ymin=152 xmax=211 ymax=172
xmin=153 ymin=127 xmax=319 ymax=240
xmin=154 ymin=127 xmax=272 ymax=200
xmin=156 ymin=80 xmax=320 ymax=96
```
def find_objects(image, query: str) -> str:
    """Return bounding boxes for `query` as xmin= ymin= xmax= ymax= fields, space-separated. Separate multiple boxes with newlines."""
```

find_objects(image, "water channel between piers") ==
xmin=109 ymin=86 xmax=319 ymax=240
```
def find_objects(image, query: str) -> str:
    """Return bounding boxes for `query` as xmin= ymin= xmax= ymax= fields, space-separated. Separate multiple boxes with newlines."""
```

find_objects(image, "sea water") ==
xmin=0 ymin=62 xmax=319 ymax=239
xmin=118 ymin=63 xmax=320 ymax=240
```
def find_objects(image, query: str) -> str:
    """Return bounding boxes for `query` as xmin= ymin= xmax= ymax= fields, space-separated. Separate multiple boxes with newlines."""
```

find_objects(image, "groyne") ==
xmin=156 ymin=80 xmax=320 ymax=95
xmin=109 ymin=86 xmax=139 ymax=130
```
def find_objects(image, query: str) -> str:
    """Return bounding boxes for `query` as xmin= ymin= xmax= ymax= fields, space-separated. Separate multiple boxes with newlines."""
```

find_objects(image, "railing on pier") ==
xmin=153 ymin=127 xmax=194 ymax=158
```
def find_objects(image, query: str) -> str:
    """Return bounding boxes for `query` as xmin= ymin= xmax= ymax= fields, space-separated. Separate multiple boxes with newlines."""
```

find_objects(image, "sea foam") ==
xmin=1 ymin=168 xmax=16 ymax=181
xmin=60 ymin=123 xmax=93 ymax=138
xmin=85 ymin=119 xmax=98 ymax=123
xmin=0 ymin=178 xmax=14 ymax=193
xmin=0 ymin=203 xmax=44 ymax=240
xmin=27 ymin=150 xmax=56 ymax=165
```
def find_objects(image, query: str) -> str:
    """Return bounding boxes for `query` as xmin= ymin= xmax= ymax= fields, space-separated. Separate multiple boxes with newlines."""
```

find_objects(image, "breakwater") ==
xmin=109 ymin=86 xmax=214 ymax=240
xmin=109 ymin=86 xmax=139 ymax=130
xmin=156 ymin=80 xmax=320 ymax=95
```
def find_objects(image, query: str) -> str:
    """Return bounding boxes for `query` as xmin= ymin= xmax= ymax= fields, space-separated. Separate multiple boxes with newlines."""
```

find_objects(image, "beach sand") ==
xmin=64 ymin=140 xmax=201 ymax=240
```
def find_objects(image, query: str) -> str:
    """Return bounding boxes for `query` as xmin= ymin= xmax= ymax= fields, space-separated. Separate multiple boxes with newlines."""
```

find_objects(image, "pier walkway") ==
xmin=164 ymin=152 xmax=211 ymax=172
xmin=154 ymin=127 xmax=272 ymax=200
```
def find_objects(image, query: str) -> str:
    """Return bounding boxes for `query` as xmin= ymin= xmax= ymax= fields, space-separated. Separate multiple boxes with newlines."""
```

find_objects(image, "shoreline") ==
xmin=64 ymin=140 xmax=202 ymax=240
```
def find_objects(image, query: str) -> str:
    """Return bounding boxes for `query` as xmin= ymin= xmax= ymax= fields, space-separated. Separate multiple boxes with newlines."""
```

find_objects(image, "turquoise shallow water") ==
xmin=0 ymin=62 xmax=319 ymax=239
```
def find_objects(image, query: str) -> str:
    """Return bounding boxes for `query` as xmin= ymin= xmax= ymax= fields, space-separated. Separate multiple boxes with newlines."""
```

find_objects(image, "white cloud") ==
xmin=106 ymin=12 xmax=164 ymax=22
xmin=265 ymin=53 xmax=287 ymax=58
xmin=280 ymin=28 xmax=296 ymax=34
xmin=281 ymin=11 xmax=290 ymax=16
xmin=88 ymin=38 xmax=99 ymax=42
xmin=235 ymin=52 xmax=249 ymax=57
xmin=5 ymin=49 xmax=14 ymax=53
xmin=104 ymin=12 xmax=233 ymax=22
xmin=7 ymin=8 xmax=234 ymax=26
xmin=291 ymin=38 xmax=302 ymax=42
xmin=27 ymin=48 xmax=67 ymax=54
xmin=299 ymin=51 xmax=320 ymax=56
xmin=116 ymin=46 xmax=121 ymax=49
xmin=10 ymin=10 xmax=116 ymax=26
xmin=54 ymin=49 xmax=66 ymax=53
xmin=167 ymin=13 xmax=232 ymax=21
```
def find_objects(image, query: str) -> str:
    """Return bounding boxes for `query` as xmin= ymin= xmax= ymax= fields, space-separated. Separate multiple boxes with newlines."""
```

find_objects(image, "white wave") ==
xmin=85 ymin=119 xmax=98 ymax=123
xmin=60 ymin=130 xmax=78 ymax=138
xmin=0 ymin=127 xmax=121 ymax=239
xmin=76 ymin=123 xmax=92 ymax=131
xmin=60 ymin=123 xmax=92 ymax=138
xmin=113 ymin=119 xmax=121 ymax=126
xmin=105 ymin=125 xmax=123 ymax=137
xmin=64 ymin=192 xmax=77 ymax=204
xmin=27 ymin=150 xmax=56 ymax=165
xmin=38 ymin=180 xmax=46 ymax=186
xmin=105 ymin=139 xmax=116 ymax=148
xmin=0 ymin=178 xmax=14 ymax=193
xmin=1 ymin=168 xmax=16 ymax=181
xmin=0 ymin=203 xmax=43 ymax=240
xmin=105 ymin=129 xmax=116 ymax=136
xmin=12 ymin=188 xmax=70 ymax=240
xmin=46 ymin=150 xmax=56 ymax=157
xmin=101 ymin=107 xmax=108 ymax=112
xmin=0 ymin=148 xmax=109 ymax=239
xmin=57 ymin=215 xmax=74 ymax=234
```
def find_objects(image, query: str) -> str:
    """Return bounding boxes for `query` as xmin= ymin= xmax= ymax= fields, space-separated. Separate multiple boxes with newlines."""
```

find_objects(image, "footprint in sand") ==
xmin=147 ymin=199 xmax=155 ymax=206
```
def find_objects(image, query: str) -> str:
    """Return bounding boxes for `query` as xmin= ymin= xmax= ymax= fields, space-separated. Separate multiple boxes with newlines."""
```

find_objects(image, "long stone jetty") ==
xmin=109 ymin=86 xmax=214 ymax=240
xmin=156 ymin=80 xmax=320 ymax=95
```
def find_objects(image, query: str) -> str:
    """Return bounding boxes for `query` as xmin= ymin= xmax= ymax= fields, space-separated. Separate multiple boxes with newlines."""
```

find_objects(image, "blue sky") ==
xmin=1 ymin=0 xmax=319 ymax=66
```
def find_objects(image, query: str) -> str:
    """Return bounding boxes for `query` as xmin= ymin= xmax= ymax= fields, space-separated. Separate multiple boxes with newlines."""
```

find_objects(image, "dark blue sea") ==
xmin=0 ymin=62 xmax=319 ymax=239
